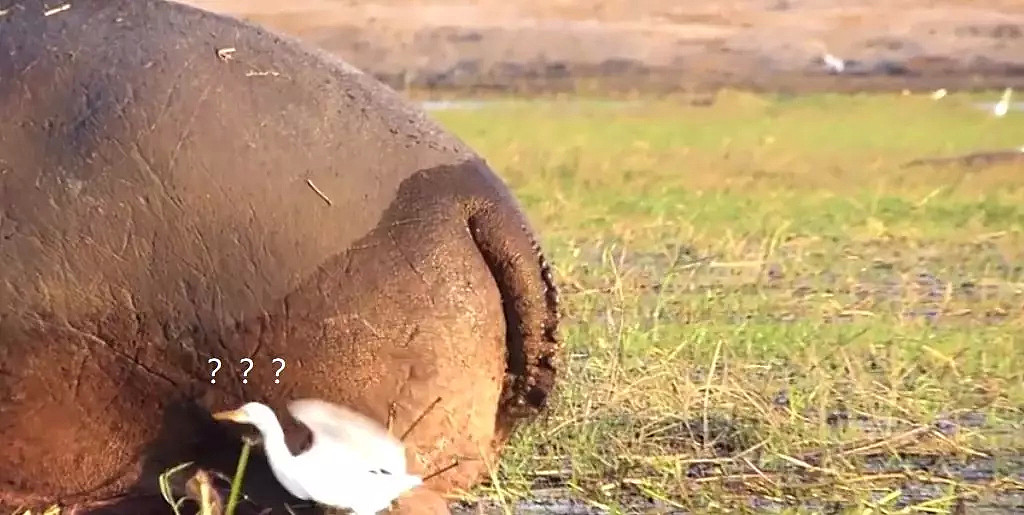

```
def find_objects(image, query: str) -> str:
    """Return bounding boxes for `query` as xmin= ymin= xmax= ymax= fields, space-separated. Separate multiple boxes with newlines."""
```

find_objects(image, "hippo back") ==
xmin=1 ymin=1 xmax=540 ymax=509
xmin=0 ymin=0 xmax=476 ymax=323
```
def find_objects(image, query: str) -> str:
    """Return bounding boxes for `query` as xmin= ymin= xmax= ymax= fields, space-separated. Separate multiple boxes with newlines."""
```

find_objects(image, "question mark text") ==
xmin=239 ymin=358 xmax=254 ymax=384
xmin=208 ymin=358 xmax=222 ymax=384
xmin=272 ymin=358 xmax=286 ymax=384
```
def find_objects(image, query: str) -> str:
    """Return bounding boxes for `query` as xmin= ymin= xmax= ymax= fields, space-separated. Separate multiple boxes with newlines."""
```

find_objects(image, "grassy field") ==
xmin=426 ymin=91 xmax=1024 ymax=513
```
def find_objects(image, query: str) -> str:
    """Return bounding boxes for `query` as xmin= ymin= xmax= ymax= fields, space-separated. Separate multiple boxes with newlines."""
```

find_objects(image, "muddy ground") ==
xmin=182 ymin=0 xmax=1024 ymax=95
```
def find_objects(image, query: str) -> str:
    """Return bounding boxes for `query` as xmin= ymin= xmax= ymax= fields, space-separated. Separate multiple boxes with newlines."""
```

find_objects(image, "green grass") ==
xmin=429 ymin=90 xmax=1024 ymax=513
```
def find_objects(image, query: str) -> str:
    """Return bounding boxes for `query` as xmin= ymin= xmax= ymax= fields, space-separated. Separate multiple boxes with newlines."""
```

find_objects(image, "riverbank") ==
xmin=184 ymin=0 xmax=1024 ymax=95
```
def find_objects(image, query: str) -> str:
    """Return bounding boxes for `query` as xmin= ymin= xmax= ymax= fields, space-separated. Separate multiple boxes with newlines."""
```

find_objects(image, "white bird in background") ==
xmin=993 ymin=87 xmax=1013 ymax=117
xmin=930 ymin=88 xmax=948 ymax=100
xmin=213 ymin=399 xmax=423 ymax=515
xmin=822 ymin=52 xmax=845 ymax=74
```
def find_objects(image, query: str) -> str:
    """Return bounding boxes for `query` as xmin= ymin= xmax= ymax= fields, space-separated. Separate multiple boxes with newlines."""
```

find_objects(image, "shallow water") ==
xmin=447 ymin=442 xmax=1024 ymax=513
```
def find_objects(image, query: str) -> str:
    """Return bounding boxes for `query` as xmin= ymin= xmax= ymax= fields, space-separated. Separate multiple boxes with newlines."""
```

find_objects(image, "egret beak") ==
xmin=211 ymin=408 xmax=249 ymax=423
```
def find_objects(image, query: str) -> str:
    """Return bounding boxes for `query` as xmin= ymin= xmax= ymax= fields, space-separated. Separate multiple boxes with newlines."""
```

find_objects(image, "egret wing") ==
xmin=287 ymin=398 xmax=409 ymax=473
xmin=292 ymin=459 xmax=421 ymax=513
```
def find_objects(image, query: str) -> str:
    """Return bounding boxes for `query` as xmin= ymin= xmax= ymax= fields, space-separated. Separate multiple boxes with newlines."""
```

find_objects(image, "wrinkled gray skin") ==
xmin=0 ymin=1 xmax=560 ymax=513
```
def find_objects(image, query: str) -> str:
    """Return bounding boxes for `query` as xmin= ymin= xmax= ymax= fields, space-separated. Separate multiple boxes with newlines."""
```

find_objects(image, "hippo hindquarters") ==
xmin=0 ymin=163 xmax=558 ymax=514
xmin=275 ymin=160 xmax=560 ymax=497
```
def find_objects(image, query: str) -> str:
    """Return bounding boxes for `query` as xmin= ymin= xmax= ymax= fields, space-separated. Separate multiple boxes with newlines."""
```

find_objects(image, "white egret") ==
xmin=993 ymin=87 xmax=1012 ymax=117
xmin=930 ymin=88 xmax=948 ymax=100
xmin=212 ymin=399 xmax=423 ymax=515
xmin=822 ymin=53 xmax=845 ymax=74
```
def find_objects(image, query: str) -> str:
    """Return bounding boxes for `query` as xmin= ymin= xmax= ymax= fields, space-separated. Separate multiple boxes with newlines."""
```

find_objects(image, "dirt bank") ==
xmin=183 ymin=0 xmax=1024 ymax=94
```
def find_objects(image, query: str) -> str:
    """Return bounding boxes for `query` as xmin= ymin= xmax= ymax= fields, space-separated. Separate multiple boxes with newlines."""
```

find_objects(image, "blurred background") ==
xmin=183 ymin=0 xmax=1024 ymax=95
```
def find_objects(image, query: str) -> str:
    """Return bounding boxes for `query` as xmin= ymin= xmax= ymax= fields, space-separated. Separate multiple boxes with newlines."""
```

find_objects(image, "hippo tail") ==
xmin=465 ymin=174 xmax=561 ymax=441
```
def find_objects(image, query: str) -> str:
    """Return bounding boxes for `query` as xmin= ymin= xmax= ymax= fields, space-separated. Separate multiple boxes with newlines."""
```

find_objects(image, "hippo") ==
xmin=0 ymin=0 xmax=560 ymax=513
